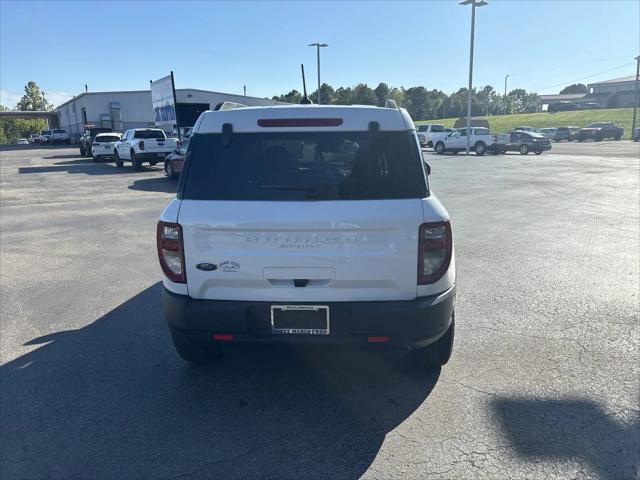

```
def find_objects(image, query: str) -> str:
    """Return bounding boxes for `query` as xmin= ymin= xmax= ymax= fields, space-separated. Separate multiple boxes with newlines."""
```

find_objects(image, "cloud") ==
xmin=0 ymin=90 xmax=74 ymax=109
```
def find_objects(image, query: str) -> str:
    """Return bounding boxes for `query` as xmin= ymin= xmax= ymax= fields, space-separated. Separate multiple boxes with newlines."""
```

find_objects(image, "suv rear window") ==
xmin=94 ymin=135 xmax=120 ymax=142
xmin=88 ymin=128 xmax=111 ymax=136
xmin=134 ymin=129 xmax=166 ymax=139
xmin=431 ymin=125 xmax=445 ymax=133
xmin=181 ymin=131 xmax=427 ymax=201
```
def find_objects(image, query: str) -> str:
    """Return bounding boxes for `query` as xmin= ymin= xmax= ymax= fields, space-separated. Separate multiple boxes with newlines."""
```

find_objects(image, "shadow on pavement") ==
xmin=43 ymin=154 xmax=81 ymax=159
xmin=492 ymin=397 xmax=639 ymax=479
xmin=129 ymin=176 xmax=177 ymax=193
xmin=18 ymin=164 xmax=162 ymax=176
xmin=1 ymin=283 xmax=439 ymax=479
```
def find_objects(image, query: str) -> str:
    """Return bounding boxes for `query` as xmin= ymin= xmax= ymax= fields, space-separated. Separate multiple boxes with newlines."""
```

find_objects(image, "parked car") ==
xmin=434 ymin=127 xmax=510 ymax=155
xmin=114 ymin=128 xmax=178 ymax=169
xmin=163 ymin=137 xmax=189 ymax=179
xmin=158 ymin=104 xmax=456 ymax=369
xmin=40 ymin=130 xmax=52 ymax=143
xmin=416 ymin=124 xmax=448 ymax=148
xmin=28 ymin=133 xmax=40 ymax=144
xmin=576 ymin=122 xmax=624 ymax=142
xmin=417 ymin=132 xmax=428 ymax=148
xmin=579 ymin=102 xmax=599 ymax=110
xmin=507 ymin=131 xmax=552 ymax=155
xmin=17 ymin=138 xmax=29 ymax=145
xmin=548 ymin=102 xmax=580 ymax=113
xmin=91 ymin=133 xmax=122 ymax=162
xmin=514 ymin=126 xmax=536 ymax=132
xmin=79 ymin=126 xmax=113 ymax=156
xmin=51 ymin=129 xmax=70 ymax=144
xmin=538 ymin=128 xmax=557 ymax=140
xmin=554 ymin=126 xmax=580 ymax=142
xmin=633 ymin=127 xmax=640 ymax=142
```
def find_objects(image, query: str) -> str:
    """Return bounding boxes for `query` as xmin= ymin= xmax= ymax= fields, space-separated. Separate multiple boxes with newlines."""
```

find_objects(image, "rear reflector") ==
xmin=257 ymin=118 xmax=343 ymax=127
xmin=213 ymin=334 xmax=234 ymax=342
xmin=368 ymin=336 xmax=389 ymax=343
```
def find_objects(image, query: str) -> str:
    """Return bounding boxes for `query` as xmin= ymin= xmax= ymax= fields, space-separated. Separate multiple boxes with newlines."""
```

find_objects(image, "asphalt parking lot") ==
xmin=1 ymin=141 xmax=638 ymax=479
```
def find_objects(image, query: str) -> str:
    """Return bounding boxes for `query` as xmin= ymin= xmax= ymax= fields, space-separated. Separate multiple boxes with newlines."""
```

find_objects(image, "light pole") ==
xmin=504 ymin=74 xmax=509 ymax=114
xmin=460 ymin=0 xmax=488 ymax=155
xmin=632 ymin=55 xmax=639 ymax=139
xmin=308 ymin=43 xmax=328 ymax=104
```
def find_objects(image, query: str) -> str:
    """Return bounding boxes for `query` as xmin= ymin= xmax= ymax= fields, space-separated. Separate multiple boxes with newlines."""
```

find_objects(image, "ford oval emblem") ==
xmin=196 ymin=263 xmax=217 ymax=271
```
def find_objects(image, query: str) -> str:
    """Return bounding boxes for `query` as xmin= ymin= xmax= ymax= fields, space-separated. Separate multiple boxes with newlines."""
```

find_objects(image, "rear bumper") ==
xmin=135 ymin=152 xmax=168 ymax=161
xmin=163 ymin=285 xmax=456 ymax=348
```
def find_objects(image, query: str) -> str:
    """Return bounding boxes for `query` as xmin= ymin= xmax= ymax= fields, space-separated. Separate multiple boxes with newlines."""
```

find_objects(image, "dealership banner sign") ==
xmin=150 ymin=74 xmax=177 ymax=127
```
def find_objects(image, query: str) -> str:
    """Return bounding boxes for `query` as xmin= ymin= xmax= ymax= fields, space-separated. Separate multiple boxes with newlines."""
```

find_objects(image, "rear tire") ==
xmin=131 ymin=150 xmax=142 ymax=170
xmin=614 ymin=135 xmax=621 ymax=141
xmin=114 ymin=150 xmax=123 ymax=168
xmin=171 ymin=333 xmax=222 ymax=365
xmin=474 ymin=141 xmax=486 ymax=156
xmin=413 ymin=314 xmax=455 ymax=370
xmin=519 ymin=144 xmax=529 ymax=155
xmin=435 ymin=142 xmax=445 ymax=154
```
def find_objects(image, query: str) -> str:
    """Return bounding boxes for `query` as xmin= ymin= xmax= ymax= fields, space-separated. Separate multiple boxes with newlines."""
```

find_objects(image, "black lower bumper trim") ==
xmin=163 ymin=286 xmax=456 ymax=348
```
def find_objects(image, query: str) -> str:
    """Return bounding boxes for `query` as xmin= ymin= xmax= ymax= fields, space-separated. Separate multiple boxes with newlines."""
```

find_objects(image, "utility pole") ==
xmin=243 ymin=85 xmax=247 ymax=96
xmin=632 ymin=56 xmax=639 ymax=139
xmin=460 ymin=0 xmax=487 ymax=155
xmin=308 ymin=43 xmax=328 ymax=104
xmin=504 ymin=74 xmax=509 ymax=115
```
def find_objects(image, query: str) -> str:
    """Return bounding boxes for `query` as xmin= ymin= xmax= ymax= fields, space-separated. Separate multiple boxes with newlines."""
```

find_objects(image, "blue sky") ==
xmin=1 ymin=0 xmax=638 ymax=107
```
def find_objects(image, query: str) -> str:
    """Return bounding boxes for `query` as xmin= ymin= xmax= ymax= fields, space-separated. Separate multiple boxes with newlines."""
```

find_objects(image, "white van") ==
xmin=158 ymin=105 xmax=456 ymax=369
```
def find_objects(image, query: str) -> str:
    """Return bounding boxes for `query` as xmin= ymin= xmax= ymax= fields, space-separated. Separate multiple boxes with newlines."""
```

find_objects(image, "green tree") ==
xmin=0 ymin=104 xmax=10 ymax=111
xmin=559 ymin=83 xmax=588 ymax=94
xmin=0 ymin=118 xmax=47 ymax=144
xmin=387 ymin=87 xmax=406 ymax=108
xmin=352 ymin=84 xmax=378 ymax=105
xmin=334 ymin=87 xmax=353 ymax=105
xmin=405 ymin=87 xmax=430 ymax=120
xmin=310 ymin=83 xmax=335 ymax=104
xmin=16 ymin=81 xmax=52 ymax=111
xmin=374 ymin=82 xmax=390 ymax=106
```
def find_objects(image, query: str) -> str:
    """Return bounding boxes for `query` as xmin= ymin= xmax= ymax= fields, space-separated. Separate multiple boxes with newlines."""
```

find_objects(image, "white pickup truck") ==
xmin=416 ymin=124 xmax=449 ymax=148
xmin=114 ymin=128 xmax=178 ymax=169
xmin=434 ymin=127 xmax=509 ymax=155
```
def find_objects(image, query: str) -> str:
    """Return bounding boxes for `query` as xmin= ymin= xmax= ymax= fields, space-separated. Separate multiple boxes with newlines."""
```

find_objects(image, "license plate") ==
xmin=157 ymin=142 xmax=164 ymax=146
xmin=271 ymin=305 xmax=329 ymax=335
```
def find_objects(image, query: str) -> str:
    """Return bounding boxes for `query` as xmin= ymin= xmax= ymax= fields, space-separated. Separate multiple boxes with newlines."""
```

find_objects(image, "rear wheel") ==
xmin=435 ymin=142 xmax=445 ymax=154
xmin=171 ymin=332 xmax=222 ymax=365
xmin=474 ymin=141 xmax=486 ymax=156
xmin=519 ymin=144 xmax=529 ymax=155
xmin=614 ymin=135 xmax=621 ymax=141
xmin=79 ymin=146 xmax=85 ymax=156
xmin=413 ymin=314 xmax=455 ymax=370
xmin=114 ymin=150 xmax=123 ymax=167
xmin=131 ymin=150 xmax=142 ymax=170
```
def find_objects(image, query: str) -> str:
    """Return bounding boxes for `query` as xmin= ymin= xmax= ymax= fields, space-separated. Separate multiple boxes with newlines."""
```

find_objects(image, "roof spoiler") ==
xmin=214 ymin=101 xmax=247 ymax=111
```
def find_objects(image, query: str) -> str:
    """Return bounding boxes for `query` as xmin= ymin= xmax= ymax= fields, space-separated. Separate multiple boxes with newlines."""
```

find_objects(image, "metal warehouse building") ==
xmin=55 ymin=89 xmax=280 ymax=142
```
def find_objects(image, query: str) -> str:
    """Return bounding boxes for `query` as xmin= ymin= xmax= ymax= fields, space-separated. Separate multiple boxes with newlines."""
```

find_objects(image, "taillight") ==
xmin=418 ymin=221 xmax=452 ymax=285
xmin=157 ymin=221 xmax=186 ymax=283
xmin=139 ymin=140 xmax=145 ymax=150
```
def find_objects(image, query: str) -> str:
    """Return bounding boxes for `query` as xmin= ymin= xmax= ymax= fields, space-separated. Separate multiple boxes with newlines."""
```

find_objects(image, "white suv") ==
xmin=158 ymin=105 xmax=456 ymax=369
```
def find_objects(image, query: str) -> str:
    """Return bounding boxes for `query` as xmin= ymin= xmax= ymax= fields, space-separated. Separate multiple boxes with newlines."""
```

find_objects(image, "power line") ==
xmin=533 ymin=62 xmax=635 ymax=92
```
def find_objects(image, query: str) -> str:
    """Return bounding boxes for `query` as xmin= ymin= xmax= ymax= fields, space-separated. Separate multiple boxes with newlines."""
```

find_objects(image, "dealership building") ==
xmin=54 ymin=88 xmax=280 ymax=142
